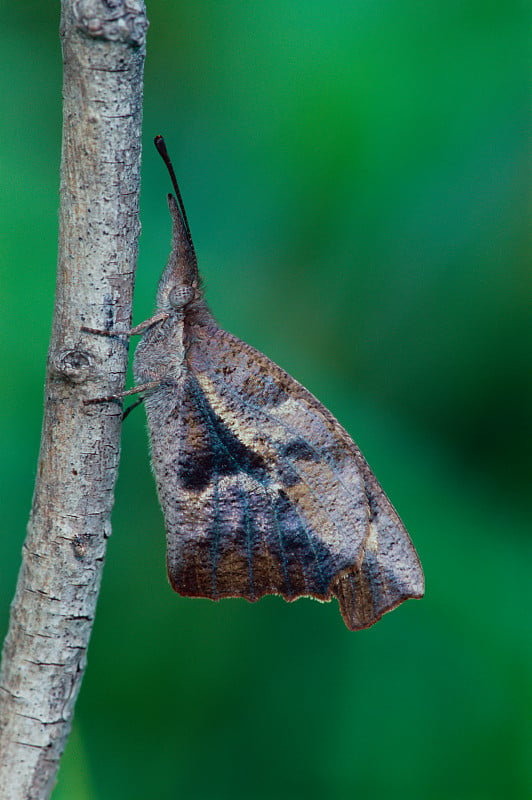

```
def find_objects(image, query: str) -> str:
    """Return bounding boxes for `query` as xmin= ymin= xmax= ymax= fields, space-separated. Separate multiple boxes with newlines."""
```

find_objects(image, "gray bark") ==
xmin=0 ymin=2 xmax=148 ymax=797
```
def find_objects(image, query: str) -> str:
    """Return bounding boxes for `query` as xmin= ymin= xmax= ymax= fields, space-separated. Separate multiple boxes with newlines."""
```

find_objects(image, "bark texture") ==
xmin=0 ymin=1 xmax=148 ymax=797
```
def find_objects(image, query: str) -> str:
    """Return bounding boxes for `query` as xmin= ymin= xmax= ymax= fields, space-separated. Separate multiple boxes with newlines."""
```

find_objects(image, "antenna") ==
xmin=154 ymin=135 xmax=193 ymax=245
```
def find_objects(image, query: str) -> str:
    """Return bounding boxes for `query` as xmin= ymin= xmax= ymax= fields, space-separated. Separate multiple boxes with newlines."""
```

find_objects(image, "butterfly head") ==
xmin=156 ymin=192 xmax=201 ymax=314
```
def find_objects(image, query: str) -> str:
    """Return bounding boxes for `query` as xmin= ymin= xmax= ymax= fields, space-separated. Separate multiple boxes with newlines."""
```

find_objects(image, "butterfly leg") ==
xmin=81 ymin=310 xmax=169 ymax=338
xmin=121 ymin=396 xmax=144 ymax=421
xmin=81 ymin=313 xmax=167 ymax=414
xmin=83 ymin=380 xmax=161 ymax=407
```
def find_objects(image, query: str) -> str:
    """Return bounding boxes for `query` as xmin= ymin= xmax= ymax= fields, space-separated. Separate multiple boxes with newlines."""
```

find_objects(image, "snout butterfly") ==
xmin=83 ymin=135 xmax=424 ymax=630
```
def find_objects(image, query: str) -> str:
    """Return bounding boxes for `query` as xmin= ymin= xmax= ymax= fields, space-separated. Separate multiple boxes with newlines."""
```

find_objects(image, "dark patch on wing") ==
xmin=178 ymin=450 xmax=216 ymax=492
xmin=272 ymin=489 xmax=330 ymax=595
xmin=279 ymin=438 xmax=320 ymax=461
xmin=276 ymin=461 xmax=301 ymax=488
xmin=177 ymin=375 xmax=270 ymax=492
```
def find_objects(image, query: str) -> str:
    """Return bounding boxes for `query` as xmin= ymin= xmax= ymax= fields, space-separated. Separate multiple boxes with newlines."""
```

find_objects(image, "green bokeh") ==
xmin=1 ymin=2 xmax=530 ymax=799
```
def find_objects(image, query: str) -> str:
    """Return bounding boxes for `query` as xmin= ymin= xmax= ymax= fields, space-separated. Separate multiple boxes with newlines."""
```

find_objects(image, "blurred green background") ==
xmin=1 ymin=2 xmax=530 ymax=798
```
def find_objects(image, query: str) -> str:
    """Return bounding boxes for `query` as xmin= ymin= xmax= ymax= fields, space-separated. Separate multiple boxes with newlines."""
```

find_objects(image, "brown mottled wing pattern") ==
xmin=143 ymin=320 xmax=424 ymax=631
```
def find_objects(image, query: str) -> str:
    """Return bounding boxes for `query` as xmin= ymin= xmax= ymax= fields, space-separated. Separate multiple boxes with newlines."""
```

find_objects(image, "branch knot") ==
xmin=74 ymin=0 xmax=148 ymax=46
xmin=50 ymin=348 xmax=93 ymax=384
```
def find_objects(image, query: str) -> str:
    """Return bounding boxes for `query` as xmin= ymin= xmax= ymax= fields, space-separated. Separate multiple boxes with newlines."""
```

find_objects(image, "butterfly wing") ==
xmin=144 ymin=321 xmax=424 ymax=631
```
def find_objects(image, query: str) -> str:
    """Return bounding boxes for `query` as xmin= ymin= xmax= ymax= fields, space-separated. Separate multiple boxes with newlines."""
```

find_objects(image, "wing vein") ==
xmin=188 ymin=374 xmax=330 ymax=597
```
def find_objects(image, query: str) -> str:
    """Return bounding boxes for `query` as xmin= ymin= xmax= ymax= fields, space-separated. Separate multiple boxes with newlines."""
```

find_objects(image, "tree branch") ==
xmin=0 ymin=2 xmax=148 ymax=797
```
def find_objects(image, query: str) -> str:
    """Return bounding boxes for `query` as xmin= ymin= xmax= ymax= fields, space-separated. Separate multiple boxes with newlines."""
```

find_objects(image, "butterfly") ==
xmin=84 ymin=135 xmax=424 ymax=631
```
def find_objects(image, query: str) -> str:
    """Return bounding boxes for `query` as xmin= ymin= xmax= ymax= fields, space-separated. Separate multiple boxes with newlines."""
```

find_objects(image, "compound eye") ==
xmin=168 ymin=285 xmax=194 ymax=309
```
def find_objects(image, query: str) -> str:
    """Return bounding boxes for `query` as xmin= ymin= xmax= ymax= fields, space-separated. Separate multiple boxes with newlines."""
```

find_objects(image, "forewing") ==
xmin=145 ymin=324 xmax=424 ymax=630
